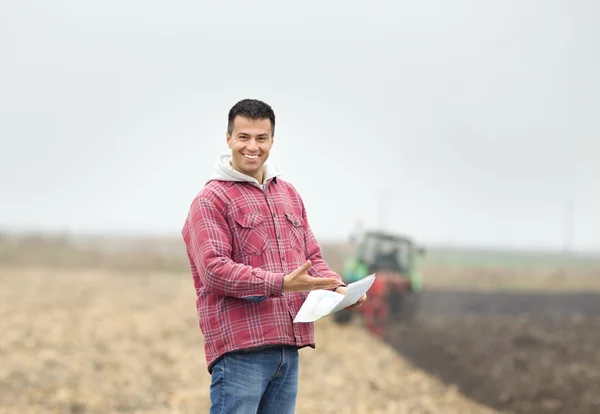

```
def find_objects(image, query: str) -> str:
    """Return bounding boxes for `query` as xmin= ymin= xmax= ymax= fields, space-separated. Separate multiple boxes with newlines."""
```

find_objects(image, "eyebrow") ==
xmin=237 ymin=132 xmax=269 ymax=137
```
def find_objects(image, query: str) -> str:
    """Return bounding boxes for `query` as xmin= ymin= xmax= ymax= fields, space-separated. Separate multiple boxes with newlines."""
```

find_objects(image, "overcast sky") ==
xmin=1 ymin=0 xmax=598 ymax=251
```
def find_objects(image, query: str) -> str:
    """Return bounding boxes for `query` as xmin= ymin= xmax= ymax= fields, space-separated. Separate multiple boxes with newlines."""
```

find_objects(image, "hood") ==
xmin=206 ymin=154 xmax=282 ymax=186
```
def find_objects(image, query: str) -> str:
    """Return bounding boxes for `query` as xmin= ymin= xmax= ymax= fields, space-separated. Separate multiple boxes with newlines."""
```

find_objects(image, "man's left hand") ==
xmin=334 ymin=286 xmax=367 ymax=310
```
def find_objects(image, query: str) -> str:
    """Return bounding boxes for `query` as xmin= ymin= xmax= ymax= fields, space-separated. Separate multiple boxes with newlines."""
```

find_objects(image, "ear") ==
xmin=226 ymin=132 xmax=232 ymax=148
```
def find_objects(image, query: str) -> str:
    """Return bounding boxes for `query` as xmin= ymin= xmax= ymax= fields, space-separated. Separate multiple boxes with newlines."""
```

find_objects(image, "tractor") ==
xmin=333 ymin=230 xmax=425 ymax=335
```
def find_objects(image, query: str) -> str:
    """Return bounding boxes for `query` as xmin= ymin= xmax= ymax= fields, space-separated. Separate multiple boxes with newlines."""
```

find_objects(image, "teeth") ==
xmin=243 ymin=154 xmax=258 ymax=159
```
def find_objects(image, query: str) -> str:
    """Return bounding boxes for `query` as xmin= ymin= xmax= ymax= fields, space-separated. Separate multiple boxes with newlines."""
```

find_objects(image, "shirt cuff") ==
xmin=263 ymin=271 xmax=286 ymax=298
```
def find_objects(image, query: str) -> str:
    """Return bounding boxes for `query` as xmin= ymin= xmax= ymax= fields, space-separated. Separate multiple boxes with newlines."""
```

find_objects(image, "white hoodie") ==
xmin=206 ymin=154 xmax=282 ymax=191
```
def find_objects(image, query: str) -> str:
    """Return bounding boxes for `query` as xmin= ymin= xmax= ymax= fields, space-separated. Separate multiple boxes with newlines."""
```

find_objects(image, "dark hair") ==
xmin=227 ymin=99 xmax=275 ymax=136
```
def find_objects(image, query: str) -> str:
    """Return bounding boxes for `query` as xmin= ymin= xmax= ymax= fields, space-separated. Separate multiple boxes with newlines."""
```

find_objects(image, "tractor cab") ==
xmin=343 ymin=230 xmax=425 ymax=292
xmin=356 ymin=231 xmax=419 ymax=275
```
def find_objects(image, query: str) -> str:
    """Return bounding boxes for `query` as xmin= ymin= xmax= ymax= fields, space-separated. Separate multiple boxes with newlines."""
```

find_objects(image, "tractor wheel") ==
xmin=388 ymin=292 xmax=404 ymax=316
xmin=397 ymin=293 xmax=421 ymax=322
xmin=333 ymin=309 xmax=353 ymax=325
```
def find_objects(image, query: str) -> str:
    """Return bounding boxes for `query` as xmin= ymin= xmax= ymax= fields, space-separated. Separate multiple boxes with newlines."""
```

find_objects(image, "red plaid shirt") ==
xmin=182 ymin=176 xmax=343 ymax=373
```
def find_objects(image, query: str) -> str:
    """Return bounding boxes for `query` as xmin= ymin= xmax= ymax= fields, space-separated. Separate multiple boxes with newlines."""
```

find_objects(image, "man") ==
xmin=182 ymin=99 xmax=367 ymax=414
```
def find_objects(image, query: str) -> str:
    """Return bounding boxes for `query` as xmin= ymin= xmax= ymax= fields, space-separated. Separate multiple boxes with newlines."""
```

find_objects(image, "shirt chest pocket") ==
xmin=285 ymin=212 xmax=305 ymax=254
xmin=233 ymin=212 xmax=269 ymax=257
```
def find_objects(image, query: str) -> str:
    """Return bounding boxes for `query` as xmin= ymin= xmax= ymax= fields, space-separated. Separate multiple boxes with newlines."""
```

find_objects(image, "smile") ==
xmin=243 ymin=154 xmax=259 ymax=159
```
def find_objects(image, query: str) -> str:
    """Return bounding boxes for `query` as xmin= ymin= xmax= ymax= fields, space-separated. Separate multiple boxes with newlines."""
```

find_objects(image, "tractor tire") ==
xmin=388 ymin=292 xmax=404 ymax=316
xmin=397 ymin=293 xmax=421 ymax=322
xmin=333 ymin=309 xmax=353 ymax=325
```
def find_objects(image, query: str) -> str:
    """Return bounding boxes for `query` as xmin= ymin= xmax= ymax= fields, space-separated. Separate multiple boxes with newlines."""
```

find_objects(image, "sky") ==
xmin=1 ymin=0 xmax=599 ymax=252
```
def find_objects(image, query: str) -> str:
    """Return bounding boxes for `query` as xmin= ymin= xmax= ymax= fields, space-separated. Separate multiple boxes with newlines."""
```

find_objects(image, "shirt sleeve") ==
xmin=183 ymin=194 xmax=285 ymax=299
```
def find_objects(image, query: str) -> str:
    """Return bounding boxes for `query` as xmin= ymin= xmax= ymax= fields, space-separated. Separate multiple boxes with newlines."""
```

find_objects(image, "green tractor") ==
xmin=333 ymin=230 xmax=425 ymax=329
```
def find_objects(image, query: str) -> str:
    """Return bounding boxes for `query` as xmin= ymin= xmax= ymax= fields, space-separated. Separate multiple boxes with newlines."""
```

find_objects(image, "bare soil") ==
xmin=0 ymin=266 xmax=496 ymax=414
xmin=383 ymin=288 xmax=600 ymax=414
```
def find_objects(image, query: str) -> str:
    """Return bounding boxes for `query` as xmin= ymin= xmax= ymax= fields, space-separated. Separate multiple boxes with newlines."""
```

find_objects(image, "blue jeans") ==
xmin=209 ymin=346 xmax=299 ymax=414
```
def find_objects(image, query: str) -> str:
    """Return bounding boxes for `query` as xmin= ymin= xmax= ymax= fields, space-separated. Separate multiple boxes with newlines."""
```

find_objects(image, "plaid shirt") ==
xmin=182 ymin=176 xmax=344 ymax=373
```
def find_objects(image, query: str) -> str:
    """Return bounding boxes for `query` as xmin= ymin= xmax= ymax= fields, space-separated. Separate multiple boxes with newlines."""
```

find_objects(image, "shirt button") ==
xmin=281 ymin=256 xmax=285 ymax=261
xmin=277 ymin=235 xmax=282 ymax=239
xmin=272 ymin=213 xmax=276 ymax=217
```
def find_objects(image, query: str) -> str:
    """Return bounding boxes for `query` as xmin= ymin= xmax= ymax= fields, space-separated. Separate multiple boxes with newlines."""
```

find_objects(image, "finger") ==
xmin=295 ymin=260 xmax=312 ymax=274
xmin=346 ymin=295 xmax=366 ymax=310
xmin=322 ymin=278 xmax=342 ymax=288
xmin=348 ymin=301 xmax=364 ymax=310
xmin=311 ymin=278 xmax=339 ymax=289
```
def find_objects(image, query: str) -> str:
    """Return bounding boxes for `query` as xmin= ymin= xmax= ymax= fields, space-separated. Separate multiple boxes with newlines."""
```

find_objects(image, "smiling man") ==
xmin=182 ymin=99 xmax=366 ymax=414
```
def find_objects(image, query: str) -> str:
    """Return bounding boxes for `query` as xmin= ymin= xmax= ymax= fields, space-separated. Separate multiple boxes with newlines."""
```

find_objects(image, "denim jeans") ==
xmin=209 ymin=346 xmax=299 ymax=414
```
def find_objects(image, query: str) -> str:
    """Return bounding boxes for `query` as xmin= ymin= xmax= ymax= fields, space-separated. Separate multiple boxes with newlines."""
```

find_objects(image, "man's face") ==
xmin=227 ymin=116 xmax=274 ymax=183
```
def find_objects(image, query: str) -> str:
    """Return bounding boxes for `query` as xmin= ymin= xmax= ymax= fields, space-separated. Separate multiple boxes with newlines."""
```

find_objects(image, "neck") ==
xmin=255 ymin=170 xmax=264 ymax=184
xmin=230 ymin=162 xmax=265 ymax=184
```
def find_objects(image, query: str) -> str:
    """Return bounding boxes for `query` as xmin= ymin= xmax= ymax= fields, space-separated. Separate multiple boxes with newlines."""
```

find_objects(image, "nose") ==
xmin=247 ymin=139 xmax=258 ymax=152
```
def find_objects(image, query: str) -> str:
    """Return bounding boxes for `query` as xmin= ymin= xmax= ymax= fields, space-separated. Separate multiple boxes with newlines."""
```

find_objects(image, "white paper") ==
xmin=293 ymin=274 xmax=376 ymax=323
xmin=293 ymin=290 xmax=345 ymax=323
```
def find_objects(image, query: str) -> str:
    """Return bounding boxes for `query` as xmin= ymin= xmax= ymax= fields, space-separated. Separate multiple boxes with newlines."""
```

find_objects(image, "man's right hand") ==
xmin=282 ymin=260 xmax=341 ymax=292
